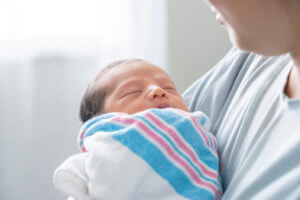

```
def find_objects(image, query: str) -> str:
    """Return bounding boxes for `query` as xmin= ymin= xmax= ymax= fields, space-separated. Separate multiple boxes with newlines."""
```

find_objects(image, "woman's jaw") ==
xmin=207 ymin=0 xmax=300 ymax=57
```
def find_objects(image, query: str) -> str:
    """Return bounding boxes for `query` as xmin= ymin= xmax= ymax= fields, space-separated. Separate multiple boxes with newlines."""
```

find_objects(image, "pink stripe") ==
xmin=145 ymin=112 xmax=218 ymax=180
xmin=113 ymin=116 xmax=218 ymax=194
xmin=198 ymin=114 xmax=217 ymax=152
xmin=212 ymin=136 xmax=217 ymax=152
xmin=79 ymin=131 xmax=86 ymax=152
xmin=80 ymin=131 xmax=85 ymax=139
xmin=81 ymin=145 xmax=86 ymax=153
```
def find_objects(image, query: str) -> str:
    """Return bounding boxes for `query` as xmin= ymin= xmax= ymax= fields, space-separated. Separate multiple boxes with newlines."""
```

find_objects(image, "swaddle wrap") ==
xmin=54 ymin=108 xmax=222 ymax=200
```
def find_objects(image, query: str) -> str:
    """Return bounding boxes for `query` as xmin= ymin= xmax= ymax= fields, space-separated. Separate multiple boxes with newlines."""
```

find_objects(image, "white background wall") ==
xmin=0 ymin=1 xmax=167 ymax=199
xmin=168 ymin=0 xmax=231 ymax=92
xmin=0 ymin=59 xmax=94 ymax=200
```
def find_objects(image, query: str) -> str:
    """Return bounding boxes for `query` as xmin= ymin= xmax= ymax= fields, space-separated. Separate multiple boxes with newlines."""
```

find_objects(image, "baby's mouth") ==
xmin=157 ymin=103 xmax=170 ymax=109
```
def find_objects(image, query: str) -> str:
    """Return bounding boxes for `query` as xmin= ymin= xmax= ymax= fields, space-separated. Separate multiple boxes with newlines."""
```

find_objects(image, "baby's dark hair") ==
xmin=79 ymin=58 xmax=144 ymax=123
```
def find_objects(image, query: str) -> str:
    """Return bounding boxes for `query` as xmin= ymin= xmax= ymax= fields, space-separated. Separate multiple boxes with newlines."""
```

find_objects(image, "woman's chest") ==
xmin=215 ymin=63 xmax=294 ymax=186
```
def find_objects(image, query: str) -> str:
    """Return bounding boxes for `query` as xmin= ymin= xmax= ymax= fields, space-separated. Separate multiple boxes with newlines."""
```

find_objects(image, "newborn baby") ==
xmin=53 ymin=59 xmax=222 ymax=200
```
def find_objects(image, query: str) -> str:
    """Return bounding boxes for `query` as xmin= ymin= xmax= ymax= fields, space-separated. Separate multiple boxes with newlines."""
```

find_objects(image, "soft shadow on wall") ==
xmin=167 ymin=0 xmax=232 ymax=92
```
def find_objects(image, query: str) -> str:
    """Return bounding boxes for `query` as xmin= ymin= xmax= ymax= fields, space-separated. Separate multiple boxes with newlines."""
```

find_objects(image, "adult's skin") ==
xmin=206 ymin=0 xmax=300 ymax=97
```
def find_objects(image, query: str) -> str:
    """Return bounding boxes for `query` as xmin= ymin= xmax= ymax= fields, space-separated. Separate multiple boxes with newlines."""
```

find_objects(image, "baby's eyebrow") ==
xmin=115 ymin=79 xmax=143 ymax=91
xmin=155 ymin=77 xmax=175 ymax=85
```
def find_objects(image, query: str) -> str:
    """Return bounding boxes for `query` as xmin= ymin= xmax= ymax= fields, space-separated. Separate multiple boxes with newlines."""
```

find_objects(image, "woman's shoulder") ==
xmin=183 ymin=47 xmax=290 ymax=102
xmin=183 ymin=47 xmax=290 ymax=129
xmin=225 ymin=47 xmax=290 ymax=75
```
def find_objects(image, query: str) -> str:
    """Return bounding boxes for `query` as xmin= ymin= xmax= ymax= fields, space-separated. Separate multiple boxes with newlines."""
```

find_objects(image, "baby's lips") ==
xmin=157 ymin=103 xmax=170 ymax=109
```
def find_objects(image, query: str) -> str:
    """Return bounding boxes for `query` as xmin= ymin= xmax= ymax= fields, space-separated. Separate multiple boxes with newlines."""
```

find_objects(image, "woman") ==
xmin=69 ymin=1 xmax=299 ymax=199
xmin=183 ymin=0 xmax=300 ymax=199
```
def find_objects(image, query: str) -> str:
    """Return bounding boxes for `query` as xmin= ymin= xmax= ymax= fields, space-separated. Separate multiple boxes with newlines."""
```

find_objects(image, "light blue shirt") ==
xmin=183 ymin=47 xmax=300 ymax=199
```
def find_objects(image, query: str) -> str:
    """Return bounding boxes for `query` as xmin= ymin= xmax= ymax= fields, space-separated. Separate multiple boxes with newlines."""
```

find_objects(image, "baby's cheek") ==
xmin=175 ymin=98 xmax=188 ymax=111
xmin=123 ymin=103 xmax=147 ymax=114
xmin=179 ymin=103 xmax=189 ymax=112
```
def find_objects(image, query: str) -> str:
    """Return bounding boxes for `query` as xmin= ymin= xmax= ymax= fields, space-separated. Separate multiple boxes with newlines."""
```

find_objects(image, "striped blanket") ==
xmin=54 ymin=108 xmax=222 ymax=200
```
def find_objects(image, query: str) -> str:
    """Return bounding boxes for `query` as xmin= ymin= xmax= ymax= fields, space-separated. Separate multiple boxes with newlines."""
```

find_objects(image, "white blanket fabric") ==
xmin=53 ymin=108 xmax=222 ymax=200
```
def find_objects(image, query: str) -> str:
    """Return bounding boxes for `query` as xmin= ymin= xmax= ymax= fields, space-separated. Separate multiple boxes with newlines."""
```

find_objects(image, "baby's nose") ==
xmin=147 ymin=86 xmax=166 ymax=100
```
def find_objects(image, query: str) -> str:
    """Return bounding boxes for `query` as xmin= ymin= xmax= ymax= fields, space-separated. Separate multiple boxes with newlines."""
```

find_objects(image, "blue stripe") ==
xmin=79 ymin=140 xmax=83 ymax=147
xmin=79 ymin=114 xmax=122 ymax=148
xmin=200 ymin=115 xmax=206 ymax=126
xmin=83 ymin=120 xmax=124 ymax=139
xmin=83 ymin=113 xmax=116 ymax=131
xmin=150 ymin=109 xmax=219 ymax=171
xmin=109 ymin=121 xmax=215 ymax=200
xmin=135 ymin=114 xmax=219 ymax=188
xmin=207 ymin=136 xmax=215 ymax=152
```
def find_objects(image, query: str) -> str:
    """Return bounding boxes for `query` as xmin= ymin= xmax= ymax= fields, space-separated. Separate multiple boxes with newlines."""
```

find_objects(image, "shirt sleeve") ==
xmin=182 ymin=47 xmax=253 ymax=134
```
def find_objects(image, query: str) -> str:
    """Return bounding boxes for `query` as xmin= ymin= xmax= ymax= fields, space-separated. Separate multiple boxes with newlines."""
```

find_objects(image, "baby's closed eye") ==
xmin=163 ymin=86 xmax=176 ymax=90
xmin=121 ymin=90 xmax=142 ymax=98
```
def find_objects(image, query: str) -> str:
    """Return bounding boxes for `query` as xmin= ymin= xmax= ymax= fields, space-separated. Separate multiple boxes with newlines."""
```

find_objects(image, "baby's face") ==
xmin=99 ymin=61 xmax=188 ymax=114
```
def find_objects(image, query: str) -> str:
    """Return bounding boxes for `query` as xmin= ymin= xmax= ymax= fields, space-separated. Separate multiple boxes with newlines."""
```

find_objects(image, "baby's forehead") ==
xmin=94 ymin=61 xmax=171 ymax=92
xmin=109 ymin=62 xmax=169 ymax=80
